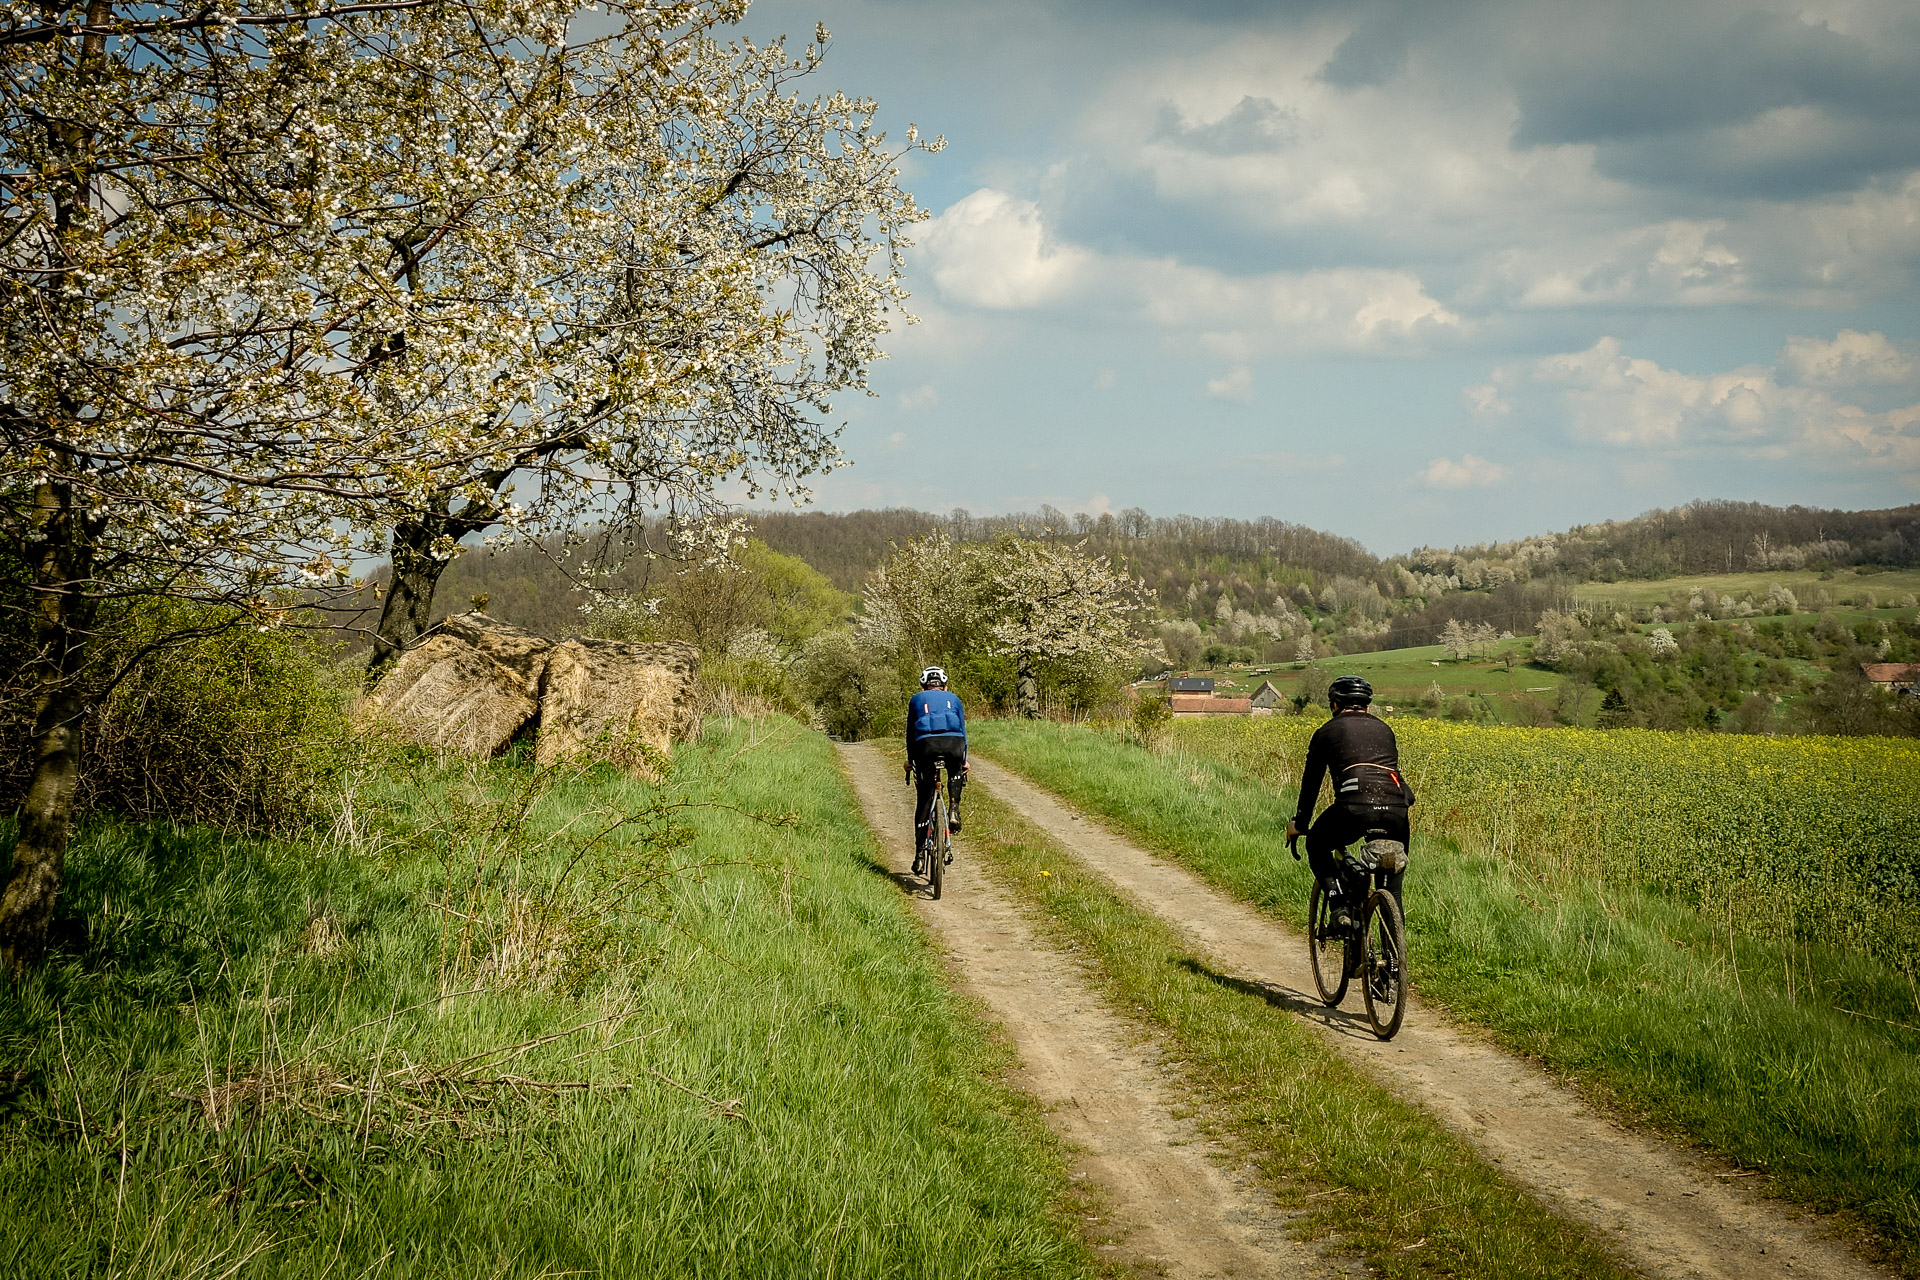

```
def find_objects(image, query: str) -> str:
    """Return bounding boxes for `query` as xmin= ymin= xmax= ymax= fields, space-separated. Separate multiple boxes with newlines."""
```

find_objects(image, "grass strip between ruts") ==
xmin=958 ymin=781 xmax=1641 ymax=1280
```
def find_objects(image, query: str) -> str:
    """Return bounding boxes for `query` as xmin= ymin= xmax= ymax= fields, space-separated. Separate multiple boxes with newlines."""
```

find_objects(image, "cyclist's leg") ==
xmin=946 ymin=741 xmax=967 ymax=830
xmin=1305 ymin=808 xmax=1365 ymax=923
xmin=910 ymin=745 xmax=938 ymax=847
xmin=1377 ymin=808 xmax=1410 ymax=907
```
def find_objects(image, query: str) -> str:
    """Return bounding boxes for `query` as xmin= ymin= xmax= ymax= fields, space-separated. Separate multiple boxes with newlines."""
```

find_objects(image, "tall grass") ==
xmin=1179 ymin=716 xmax=1920 ymax=971
xmin=0 ymin=719 xmax=1097 ymax=1279
xmin=974 ymin=718 xmax=1920 ymax=1274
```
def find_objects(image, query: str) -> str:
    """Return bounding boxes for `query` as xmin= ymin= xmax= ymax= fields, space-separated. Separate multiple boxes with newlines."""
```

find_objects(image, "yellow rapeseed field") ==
xmin=1173 ymin=717 xmax=1920 ymax=967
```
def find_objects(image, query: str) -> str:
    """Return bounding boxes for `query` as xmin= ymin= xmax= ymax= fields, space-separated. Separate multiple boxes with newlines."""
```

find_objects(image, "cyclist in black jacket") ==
xmin=1285 ymin=675 xmax=1414 ymax=929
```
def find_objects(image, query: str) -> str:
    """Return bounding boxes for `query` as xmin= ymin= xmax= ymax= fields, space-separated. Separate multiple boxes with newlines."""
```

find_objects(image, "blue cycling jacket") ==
xmin=906 ymin=690 xmax=967 ymax=745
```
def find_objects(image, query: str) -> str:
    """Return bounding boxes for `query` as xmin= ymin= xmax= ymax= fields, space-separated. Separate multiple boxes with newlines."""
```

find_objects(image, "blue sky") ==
xmin=739 ymin=0 xmax=1920 ymax=553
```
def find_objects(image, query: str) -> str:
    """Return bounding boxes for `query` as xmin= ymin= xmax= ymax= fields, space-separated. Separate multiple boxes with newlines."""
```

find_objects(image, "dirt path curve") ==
xmin=838 ymin=742 xmax=1334 ymax=1280
xmin=968 ymin=754 xmax=1883 ymax=1280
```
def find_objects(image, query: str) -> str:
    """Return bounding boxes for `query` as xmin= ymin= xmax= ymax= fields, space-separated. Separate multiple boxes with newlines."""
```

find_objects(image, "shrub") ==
xmin=1129 ymin=691 xmax=1173 ymax=750
xmin=0 ymin=602 xmax=353 ymax=831
xmin=793 ymin=629 xmax=910 ymax=739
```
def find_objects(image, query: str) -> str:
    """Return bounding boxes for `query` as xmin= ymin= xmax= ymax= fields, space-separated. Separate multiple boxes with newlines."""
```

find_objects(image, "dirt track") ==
xmin=838 ymin=741 xmax=1332 ymax=1279
xmin=965 ymin=753 xmax=1885 ymax=1280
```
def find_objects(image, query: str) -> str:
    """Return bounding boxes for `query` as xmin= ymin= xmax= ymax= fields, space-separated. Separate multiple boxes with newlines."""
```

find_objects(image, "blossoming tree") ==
xmin=0 ymin=0 xmax=928 ymax=967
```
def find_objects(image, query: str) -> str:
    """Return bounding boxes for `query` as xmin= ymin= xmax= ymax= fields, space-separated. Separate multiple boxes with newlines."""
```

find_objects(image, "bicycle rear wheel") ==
xmin=928 ymin=773 xmax=946 ymax=900
xmin=1308 ymin=881 xmax=1350 ymax=1006
xmin=1361 ymin=888 xmax=1406 ymax=1040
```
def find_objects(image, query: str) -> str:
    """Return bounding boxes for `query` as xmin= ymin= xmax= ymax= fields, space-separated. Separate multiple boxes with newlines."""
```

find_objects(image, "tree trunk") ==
xmin=365 ymin=485 xmax=509 ymax=688
xmin=366 ymin=515 xmax=449 ymax=687
xmin=0 ymin=483 xmax=101 ymax=974
xmin=1017 ymin=652 xmax=1040 ymax=718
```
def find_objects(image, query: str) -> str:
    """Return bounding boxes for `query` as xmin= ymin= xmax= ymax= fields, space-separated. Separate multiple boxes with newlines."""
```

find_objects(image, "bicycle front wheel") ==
xmin=1308 ymin=881 xmax=1349 ymax=1007
xmin=1361 ymin=889 xmax=1406 ymax=1040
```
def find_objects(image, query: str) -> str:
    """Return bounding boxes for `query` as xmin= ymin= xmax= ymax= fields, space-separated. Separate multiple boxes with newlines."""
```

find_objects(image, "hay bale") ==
xmin=535 ymin=638 xmax=700 ymax=775
xmin=361 ymin=613 xmax=551 ymax=756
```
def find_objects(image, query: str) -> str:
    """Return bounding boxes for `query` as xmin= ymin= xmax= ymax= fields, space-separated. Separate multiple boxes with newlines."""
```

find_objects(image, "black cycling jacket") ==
xmin=1294 ymin=709 xmax=1414 ymax=826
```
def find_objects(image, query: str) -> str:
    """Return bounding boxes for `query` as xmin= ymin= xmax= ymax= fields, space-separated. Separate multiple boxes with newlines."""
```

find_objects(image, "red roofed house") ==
xmin=1171 ymin=694 xmax=1253 ymax=716
xmin=1862 ymin=663 xmax=1920 ymax=692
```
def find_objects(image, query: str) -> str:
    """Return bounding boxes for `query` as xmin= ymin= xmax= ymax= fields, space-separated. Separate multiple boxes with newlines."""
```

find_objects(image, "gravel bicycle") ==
xmin=911 ymin=757 xmax=953 ymax=900
xmin=1293 ymin=832 xmax=1408 ymax=1040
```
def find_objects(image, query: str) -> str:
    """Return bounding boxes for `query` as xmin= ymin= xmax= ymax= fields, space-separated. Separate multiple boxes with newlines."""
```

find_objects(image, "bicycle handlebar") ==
xmin=1287 ymin=833 xmax=1300 ymax=861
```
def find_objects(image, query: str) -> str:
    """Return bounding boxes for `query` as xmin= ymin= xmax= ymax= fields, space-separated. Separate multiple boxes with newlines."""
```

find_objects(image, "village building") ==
xmin=1171 ymin=694 xmax=1253 ymax=716
xmin=1862 ymin=662 xmax=1920 ymax=693
xmin=1167 ymin=676 xmax=1214 ymax=694
xmin=1248 ymin=680 xmax=1282 ymax=709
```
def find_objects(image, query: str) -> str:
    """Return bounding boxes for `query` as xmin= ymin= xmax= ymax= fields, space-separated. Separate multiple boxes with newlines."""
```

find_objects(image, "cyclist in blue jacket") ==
xmin=905 ymin=666 xmax=968 ymax=856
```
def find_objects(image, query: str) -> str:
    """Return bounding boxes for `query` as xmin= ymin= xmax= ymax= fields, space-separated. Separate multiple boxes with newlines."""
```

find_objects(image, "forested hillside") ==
xmin=386 ymin=499 xmax=1920 ymax=670
xmin=1403 ymin=499 xmax=1919 ymax=586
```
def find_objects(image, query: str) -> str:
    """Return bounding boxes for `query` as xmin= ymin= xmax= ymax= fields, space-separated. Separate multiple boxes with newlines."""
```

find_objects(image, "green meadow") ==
xmin=0 ymin=720 xmax=1098 ymax=1280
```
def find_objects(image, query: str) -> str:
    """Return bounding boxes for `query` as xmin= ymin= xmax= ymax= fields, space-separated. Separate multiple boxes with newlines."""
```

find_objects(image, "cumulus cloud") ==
xmin=1778 ymin=330 xmax=1920 ymax=387
xmin=1053 ymin=2 xmax=1920 ymax=313
xmin=1152 ymin=95 xmax=1298 ymax=154
xmin=1205 ymin=366 xmax=1254 ymax=402
xmin=922 ymin=186 xmax=1461 ymax=354
xmin=897 ymin=384 xmax=939 ymax=410
xmin=1422 ymin=454 xmax=1509 ymax=488
xmin=1138 ymin=259 xmax=1463 ymax=357
xmin=1471 ymin=332 xmax=1920 ymax=472
xmin=917 ymin=188 xmax=1089 ymax=309
xmin=1482 ymin=221 xmax=1747 ymax=309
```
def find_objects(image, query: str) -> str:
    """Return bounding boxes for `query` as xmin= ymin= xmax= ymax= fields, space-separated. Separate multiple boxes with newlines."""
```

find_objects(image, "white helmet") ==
xmin=920 ymin=666 xmax=948 ymax=688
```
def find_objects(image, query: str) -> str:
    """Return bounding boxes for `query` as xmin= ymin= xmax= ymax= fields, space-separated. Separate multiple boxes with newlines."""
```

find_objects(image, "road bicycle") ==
xmin=1292 ymin=832 xmax=1408 ymax=1040
xmin=911 ymin=757 xmax=953 ymax=900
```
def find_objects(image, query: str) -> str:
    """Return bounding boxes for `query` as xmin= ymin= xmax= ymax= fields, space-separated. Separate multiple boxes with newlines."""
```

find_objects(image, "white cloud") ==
xmin=1068 ymin=17 xmax=1920 ymax=314
xmin=897 ymin=384 xmax=939 ymax=410
xmin=1462 ymin=381 xmax=1507 ymax=416
xmin=1138 ymin=259 xmax=1463 ymax=357
xmin=1422 ymin=454 xmax=1509 ymax=488
xmin=919 ymin=186 xmax=1459 ymax=354
xmin=1205 ymin=366 xmax=1254 ymax=402
xmin=1475 ymin=333 xmax=1920 ymax=473
xmin=1093 ymin=367 xmax=1118 ymax=390
xmin=1777 ymin=330 xmax=1920 ymax=388
xmin=1485 ymin=220 xmax=1748 ymax=309
xmin=917 ymin=188 xmax=1089 ymax=309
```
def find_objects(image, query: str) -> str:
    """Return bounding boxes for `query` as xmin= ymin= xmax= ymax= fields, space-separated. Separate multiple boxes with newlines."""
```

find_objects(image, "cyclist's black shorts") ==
xmin=909 ymin=734 xmax=967 ymax=776
xmin=1306 ymin=802 xmax=1408 ymax=898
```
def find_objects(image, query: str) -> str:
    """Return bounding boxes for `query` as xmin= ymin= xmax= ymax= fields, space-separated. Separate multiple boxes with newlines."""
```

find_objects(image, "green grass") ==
xmin=973 ymin=718 xmax=1920 ymax=1274
xmin=956 ymin=780 xmax=1640 ymax=1280
xmin=1196 ymin=643 xmax=1568 ymax=724
xmin=0 ymin=718 xmax=1099 ymax=1279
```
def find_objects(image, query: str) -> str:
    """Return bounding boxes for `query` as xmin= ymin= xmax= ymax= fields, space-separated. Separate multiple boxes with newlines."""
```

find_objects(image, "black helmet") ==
xmin=1328 ymin=675 xmax=1373 ymax=708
